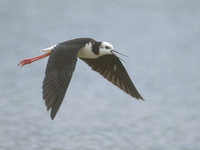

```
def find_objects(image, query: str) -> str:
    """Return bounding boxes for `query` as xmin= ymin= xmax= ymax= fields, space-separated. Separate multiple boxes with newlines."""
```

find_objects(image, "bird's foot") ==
xmin=18 ymin=58 xmax=34 ymax=67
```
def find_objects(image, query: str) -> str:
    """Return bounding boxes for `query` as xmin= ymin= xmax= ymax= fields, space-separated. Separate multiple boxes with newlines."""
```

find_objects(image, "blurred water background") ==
xmin=0 ymin=0 xmax=200 ymax=149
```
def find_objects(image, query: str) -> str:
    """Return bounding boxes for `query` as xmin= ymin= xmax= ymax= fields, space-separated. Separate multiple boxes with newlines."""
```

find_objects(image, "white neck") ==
xmin=78 ymin=42 xmax=112 ymax=59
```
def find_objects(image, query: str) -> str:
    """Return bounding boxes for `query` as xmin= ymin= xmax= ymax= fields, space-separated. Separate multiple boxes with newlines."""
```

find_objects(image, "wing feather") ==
xmin=80 ymin=55 xmax=143 ymax=100
xmin=42 ymin=43 xmax=82 ymax=119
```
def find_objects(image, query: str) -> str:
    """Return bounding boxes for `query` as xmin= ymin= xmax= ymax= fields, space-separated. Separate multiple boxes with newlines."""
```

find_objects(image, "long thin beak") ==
xmin=111 ymin=50 xmax=127 ymax=63
xmin=111 ymin=50 xmax=128 ymax=57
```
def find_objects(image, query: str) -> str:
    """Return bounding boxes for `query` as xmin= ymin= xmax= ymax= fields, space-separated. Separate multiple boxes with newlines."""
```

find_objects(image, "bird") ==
xmin=18 ymin=38 xmax=143 ymax=119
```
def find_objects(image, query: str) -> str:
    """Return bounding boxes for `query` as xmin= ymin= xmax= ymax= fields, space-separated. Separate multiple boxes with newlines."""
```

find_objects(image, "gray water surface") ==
xmin=0 ymin=0 xmax=200 ymax=150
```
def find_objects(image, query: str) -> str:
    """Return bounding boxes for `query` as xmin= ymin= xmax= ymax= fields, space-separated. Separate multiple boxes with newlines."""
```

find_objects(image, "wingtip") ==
xmin=139 ymin=97 xmax=144 ymax=101
xmin=133 ymin=93 xmax=144 ymax=101
xmin=50 ymin=114 xmax=55 ymax=120
xmin=45 ymin=106 xmax=55 ymax=120
xmin=138 ymin=93 xmax=144 ymax=100
xmin=137 ymin=94 xmax=144 ymax=101
xmin=50 ymin=110 xmax=57 ymax=120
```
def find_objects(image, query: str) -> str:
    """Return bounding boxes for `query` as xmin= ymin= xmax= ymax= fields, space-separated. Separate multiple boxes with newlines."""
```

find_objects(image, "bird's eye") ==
xmin=105 ymin=46 xmax=110 ymax=49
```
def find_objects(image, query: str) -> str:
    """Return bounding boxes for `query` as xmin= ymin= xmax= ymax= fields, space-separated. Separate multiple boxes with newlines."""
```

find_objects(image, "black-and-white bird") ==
xmin=19 ymin=38 xmax=143 ymax=119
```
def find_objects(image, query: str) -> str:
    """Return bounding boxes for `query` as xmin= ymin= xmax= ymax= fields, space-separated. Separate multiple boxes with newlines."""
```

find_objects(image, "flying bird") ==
xmin=18 ymin=38 xmax=143 ymax=119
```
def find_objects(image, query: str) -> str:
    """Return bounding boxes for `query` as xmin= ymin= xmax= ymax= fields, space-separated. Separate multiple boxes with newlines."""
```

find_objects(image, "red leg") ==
xmin=18 ymin=52 xmax=51 ymax=67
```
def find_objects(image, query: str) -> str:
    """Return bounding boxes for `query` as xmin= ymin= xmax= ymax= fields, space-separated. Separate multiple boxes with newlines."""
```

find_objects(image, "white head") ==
xmin=78 ymin=41 xmax=114 ymax=59
xmin=99 ymin=41 xmax=114 ymax=56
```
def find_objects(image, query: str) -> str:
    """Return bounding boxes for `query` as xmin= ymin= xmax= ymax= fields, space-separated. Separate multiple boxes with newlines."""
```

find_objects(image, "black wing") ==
xmin=42 ymin=44 xmax=81 ymax=119
xmin=80 ymin=54 xmax=143 ymax=100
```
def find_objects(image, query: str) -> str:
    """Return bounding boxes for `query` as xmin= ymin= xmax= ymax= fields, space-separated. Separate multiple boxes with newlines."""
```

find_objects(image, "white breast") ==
xmin=77 ymin=43 xmax=99 ymax=59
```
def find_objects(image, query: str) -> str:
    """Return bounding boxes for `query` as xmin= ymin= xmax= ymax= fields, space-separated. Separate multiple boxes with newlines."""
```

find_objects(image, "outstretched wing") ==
xmin=42 ymin=44 xmax=81 ymax=119
xmin=80 ymin=54 xmax=143 ymax=100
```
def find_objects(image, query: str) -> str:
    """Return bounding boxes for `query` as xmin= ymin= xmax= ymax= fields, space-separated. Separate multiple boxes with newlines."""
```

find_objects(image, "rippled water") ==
xmin=0 ymin=0 xmax=200 ymax=149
